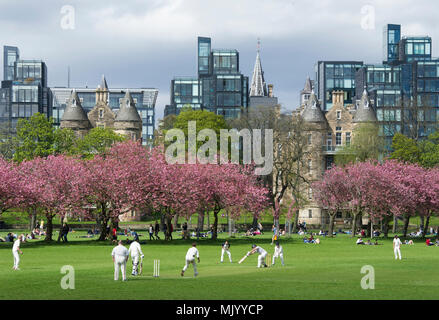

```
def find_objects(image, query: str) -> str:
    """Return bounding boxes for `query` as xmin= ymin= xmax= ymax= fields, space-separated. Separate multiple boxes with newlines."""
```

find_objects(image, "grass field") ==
xmin=1 ymin=231 xmax=438 ymax=300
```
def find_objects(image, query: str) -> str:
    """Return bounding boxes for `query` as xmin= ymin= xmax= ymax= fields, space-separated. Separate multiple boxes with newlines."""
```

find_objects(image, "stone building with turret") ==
xmin=287 ymin=81 xmax=378 ymax=228
xmin=60 ymin=75 xmax=142 ymax=143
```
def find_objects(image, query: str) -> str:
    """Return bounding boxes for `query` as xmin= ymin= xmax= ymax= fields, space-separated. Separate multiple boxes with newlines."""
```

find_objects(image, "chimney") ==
xmin=332 ymin=90 xmax=344 ymax=105
xmin=268 ymin=84 xmax=273 ymax=97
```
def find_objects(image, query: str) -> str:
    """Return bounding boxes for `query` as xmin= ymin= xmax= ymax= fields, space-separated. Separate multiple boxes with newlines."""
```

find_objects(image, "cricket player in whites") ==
xmin=272 ymin=241 xmax=284 ymax=266
xmin=12 ymin=234 xmax=24 ymax=270
xmin=112 ymin=240 xmax=129 ymax=281
xmin=128 ymin=236 xmax=144 ymax=276
xmin=220 ymin=240 xmax=232 ymax=263
xmin=181 ymin=242 xmax=200 ymax=277
xmin=248 ymin=244 xmax=268 ymax=268
xmin=393 ymin=235 xmax=402 ymax=260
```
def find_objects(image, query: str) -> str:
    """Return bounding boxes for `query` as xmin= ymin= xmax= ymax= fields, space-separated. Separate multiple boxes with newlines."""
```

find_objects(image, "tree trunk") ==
xmin=212 ymin=208 xmax=219 ymax=240
xmin=402 ymin=214 xmax=410 ymax=238
xmin=370 ymin=220 xmax=374 ymax=239
xmin=293 ymin=209 xmax=300 ymax=233
xmin=383 ymin=216 xmax=390 ymax=238
xmin=98 ymin=204 xmax=109 ymax=241
xmin=351 ymin=213 xmax=358 ymax=237
xmin=422 ymin=216 xmax=430 ymax=238
xmin=287 ymin=219 xmax=292 ymax=237
xmin=29 ymin=207 xmax=37 ymax=231
xmin=206 ymin=211 xmax=210 ymax=231
xmin=392 ymin=215 xmax=398 ymax=233
xmin=420 ymin=215 xmax=425 ymax=233
xmin=197 ymin=212 xmax=204 ymax=232
xmin=166 ymin=215 xmax=172 ymax=241
xmin=57 ymin=215 xmax=65 ymax=242
xmin=44 ymin=214 xmax=54 ymax=241
xmin=328 ymin=214 xmax=335 ymax=237
xmin=173 ymin=214 xmax=179 ymax=230
xmin=252 ymin=216 xmax=258 ymax=230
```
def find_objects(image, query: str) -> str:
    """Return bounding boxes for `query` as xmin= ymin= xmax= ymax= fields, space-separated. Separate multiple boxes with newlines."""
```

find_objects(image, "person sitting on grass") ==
xmin=426 ymin=238 xmax=434 ymax=246
xmin=315 ymin=238 xmax=321 ymax=244
xmin=356 ymin=237 xmax=365 ymax=245
xmin=365 ymin=240 xmax=372 ymax=245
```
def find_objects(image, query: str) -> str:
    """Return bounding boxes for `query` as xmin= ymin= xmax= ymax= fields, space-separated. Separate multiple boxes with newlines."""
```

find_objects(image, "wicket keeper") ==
xmin=272 ymin=241 xmax=284 ymax=266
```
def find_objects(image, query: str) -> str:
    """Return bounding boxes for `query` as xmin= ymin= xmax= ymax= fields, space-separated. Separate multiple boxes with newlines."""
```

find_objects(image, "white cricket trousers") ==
xmin=257 ymin=253 xmax=267 ymax=268
xmin=131 ymin=255 xmax=139 ymax=275
xmin=183 ymin=259 xmax=197 ymax=275
xmin=394 ymin=247 xmax=402 ymax=260
xmin=114 ymin=256 xmax=127 ymax=281
xmin=13 ymin=251 xmax=20 ymax=269
xmin=221 ymin=249 xmax=232 ymax=262
xmin=272 ymin=253 xmax=284 ymax=266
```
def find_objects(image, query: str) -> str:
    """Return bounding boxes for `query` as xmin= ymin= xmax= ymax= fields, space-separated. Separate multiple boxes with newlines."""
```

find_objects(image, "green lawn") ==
xmin=0 ymin=231 xmax=438 ymax=300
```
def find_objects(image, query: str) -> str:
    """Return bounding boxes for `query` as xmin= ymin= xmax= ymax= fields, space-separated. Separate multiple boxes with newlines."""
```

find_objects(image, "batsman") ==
xmin=240 ymin=244 xmax=268 ymax=268
xmin=128 ymin=236 xmax=144 ymax=276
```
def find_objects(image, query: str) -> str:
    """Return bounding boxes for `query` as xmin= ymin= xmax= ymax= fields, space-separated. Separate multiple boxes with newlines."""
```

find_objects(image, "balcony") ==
xmin=322 ymin=145 xmax=343 ymax=154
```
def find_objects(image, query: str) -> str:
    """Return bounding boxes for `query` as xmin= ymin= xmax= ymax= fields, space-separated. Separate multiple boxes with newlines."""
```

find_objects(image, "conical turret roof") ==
xmin=115 ymin=90 xmax=142 ymax=122
xmin=353 ymin=89 xmax=377 ymax=123
xmin=61 ymin=90 xmax=90 ymax=122
xmin=301 ymin=89 xmax=327 ymax=123
xmin=303 ymin=77 xmax=313 ymax=93
xmin=100 ymin=74 xmax=108 ymax=90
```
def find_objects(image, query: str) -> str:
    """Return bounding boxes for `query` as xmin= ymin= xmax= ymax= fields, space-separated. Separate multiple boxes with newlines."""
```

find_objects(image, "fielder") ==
xmin=393 ymin=235 xmax=402 ymax=260
xmin=272 ymin=241 xmax=284 ymax=266
xmin=128 ymin=237 xmax=144 ymax=276
xmin=248 ymin=244 xmax=268 ymax=268
xmin=220 ymin=240 xmax=232 ymax=263
xmin=112 ymin=240 xmax=129 ymax=281
xmin=181 ymin=242 xmax=200 ymax=277
xmin=12 ymin=234 xmax=24 ymax=270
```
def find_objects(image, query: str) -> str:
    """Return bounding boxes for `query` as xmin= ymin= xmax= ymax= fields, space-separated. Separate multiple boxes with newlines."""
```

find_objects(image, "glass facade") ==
xmin=51 ymin=88 xmax=158 ymax=145
xmin=399 ymin=37 xmax=432 ymax=62
xmin=383 ymin=24 xmax=401 ymax=63
xmin=1 ymin=46 xmax=50 ymax=133
xmin=315 ymin=61 xmax=363 ymax=111
xmin=165 ymin=37 xmax=249 ymax=119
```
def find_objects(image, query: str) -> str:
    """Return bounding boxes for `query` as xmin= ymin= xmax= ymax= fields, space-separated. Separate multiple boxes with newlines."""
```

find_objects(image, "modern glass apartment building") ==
xmin=1 ymin=46 xmax=51 ymax=133
xmin=165 ymin=37 xmax=249 ymax=119
xmin=51 ymin=86 xmax=158 ymax=146
xmin=315 ymin=61 xmax=363 ymax=111
xmin=354 ymin=24 xmax=439 ymax=145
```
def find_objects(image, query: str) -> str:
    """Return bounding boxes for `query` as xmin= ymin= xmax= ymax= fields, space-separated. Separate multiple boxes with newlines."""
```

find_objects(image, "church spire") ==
xmin=249 ymin=38 xmax=267 ymax=97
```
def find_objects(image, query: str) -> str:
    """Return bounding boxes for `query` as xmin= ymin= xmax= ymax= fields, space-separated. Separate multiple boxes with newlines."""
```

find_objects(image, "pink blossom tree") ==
xmin=0 ymin=158 xmax=25 ymax=216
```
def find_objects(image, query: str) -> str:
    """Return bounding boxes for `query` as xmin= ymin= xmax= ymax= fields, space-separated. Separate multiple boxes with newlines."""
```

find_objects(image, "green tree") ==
xmin=172 ymin=107 xmax=229 ymax=150
xmin=13 ymin=113 xmax=55 ymax=163
xmin=76 ymin=127 xmax=126 ymax=158
xmin=53 ymin=128 xmax=79 ymax=156
xmin=389 ymin=132 xmax=421 ymax=164
xmin=0 ymin=121 xmax=17 ymax=160
xmin=335 ymin=123 xmax=386 ymax=166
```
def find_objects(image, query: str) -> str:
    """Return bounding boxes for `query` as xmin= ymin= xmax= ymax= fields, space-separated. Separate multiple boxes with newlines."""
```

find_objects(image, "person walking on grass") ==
xmin=12 ymin=234 xmax=24 ymax=270
xmin=181 ymin=242 xmax=200 ymax=277
xmin=154 ymin=221 xmax=160 ymax=240
xmin=393 ymin=235 xmax=402 ymax=260
xmin=148 ymin=224 xmax=155 ymax=241
xmin=112 ymin=240 xmax=129 ymax=281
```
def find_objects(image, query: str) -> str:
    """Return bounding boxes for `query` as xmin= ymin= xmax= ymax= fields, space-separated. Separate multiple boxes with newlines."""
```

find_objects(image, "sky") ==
xmin=1 ymin=0 xmax=438 ymax=124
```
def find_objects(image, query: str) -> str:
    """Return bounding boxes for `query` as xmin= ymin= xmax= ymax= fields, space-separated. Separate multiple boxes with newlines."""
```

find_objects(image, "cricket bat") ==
xmin=238 ymin=252 xmax=250 ymax=264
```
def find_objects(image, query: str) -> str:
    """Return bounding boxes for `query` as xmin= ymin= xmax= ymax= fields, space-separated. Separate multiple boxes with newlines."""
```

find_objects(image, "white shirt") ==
xmin=255 ymin=246 xmax=267 ymax=255
xmin=112 ymin=244 xmax=129 ymax=258
xmin=393 ymin=238 xmax=402 ymax=249
xmin=274 ymin=245 xmax=283 ymax=255
xmin=128 ymin=241 xmax=143 ymax=257
xmin=149 ymin=226 xmax=153 ymax=233
xmin=12 ymin=239 xmax=20 ymax=252
xmin=186 ymin=247 xmax=199 ymax=260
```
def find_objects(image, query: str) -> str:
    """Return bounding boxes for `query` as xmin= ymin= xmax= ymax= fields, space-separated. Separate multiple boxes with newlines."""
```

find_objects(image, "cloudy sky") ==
xmin=1 ymin=0 xmax=438 ymax=123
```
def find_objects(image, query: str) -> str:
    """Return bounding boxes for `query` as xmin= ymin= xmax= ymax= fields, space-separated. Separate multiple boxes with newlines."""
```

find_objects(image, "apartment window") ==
xmin=99 ymin=108 xmax=104 ymax=119
xmin=307 ymin=134 xmax=312 ymax=145
xmin=336 ymin=110 xmax=341 ymax=120
xmin=336 ymin=132 xmax=342 ymax=146
xmin=308 ymin=159 xmax=312 ymax=173
xmin=346 ymin=132 xmax=351 ymax=146
xmin=308 ymin=188 xmax=313 ymax=200
xmin=308 ymin=209 xmax=312 ymax=219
